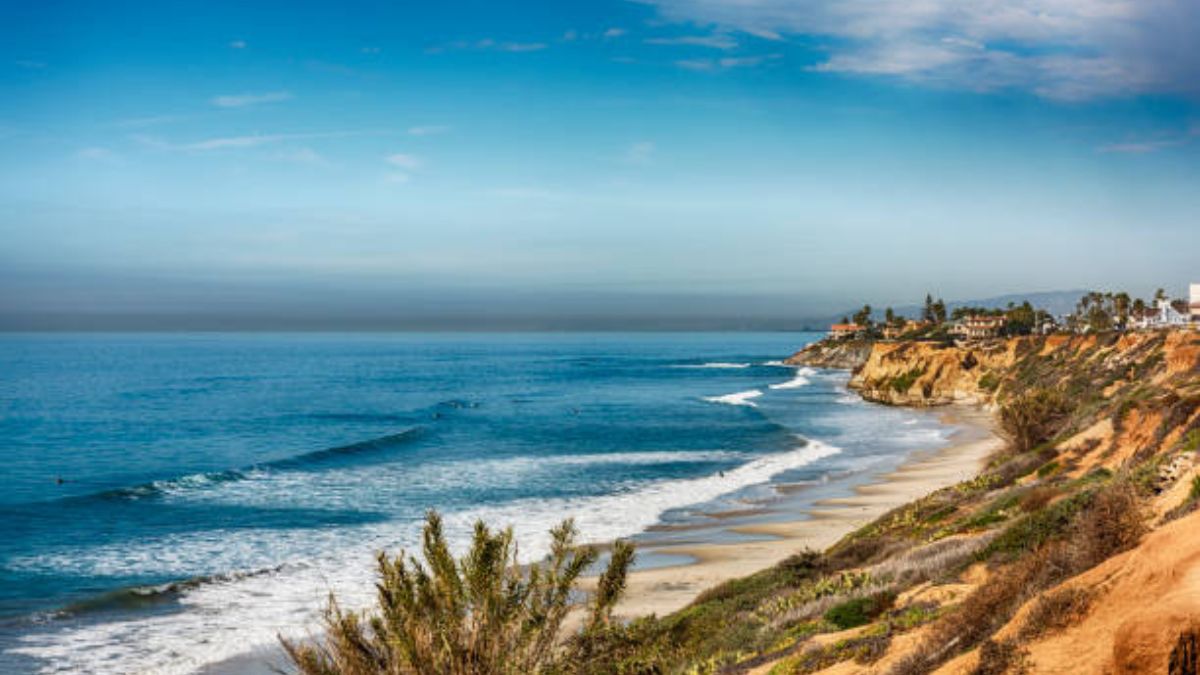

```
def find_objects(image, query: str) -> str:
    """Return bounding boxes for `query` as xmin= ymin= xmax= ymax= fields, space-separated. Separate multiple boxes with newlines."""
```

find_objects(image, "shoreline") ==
xmin=609 ymin=404 xmax=1002 ymax=619
xmin=205 ymin=394 xmax=1002 ymax=675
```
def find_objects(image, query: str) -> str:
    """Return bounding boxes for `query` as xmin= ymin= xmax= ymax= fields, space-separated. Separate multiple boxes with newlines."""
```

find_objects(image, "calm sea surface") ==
xmin=0 ymin=333 xmax=954 ymax=674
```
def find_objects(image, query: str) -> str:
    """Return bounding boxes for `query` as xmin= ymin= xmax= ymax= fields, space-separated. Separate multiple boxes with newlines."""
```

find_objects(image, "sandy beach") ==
xmin=610 ymin=405 xmax=1002 ymax=619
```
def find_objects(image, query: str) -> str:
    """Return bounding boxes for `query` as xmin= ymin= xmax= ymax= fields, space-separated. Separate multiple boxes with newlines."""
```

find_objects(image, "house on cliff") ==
xmin=1131 ymin=298 xmax=1190 ymax=330
xmin=949 ymin=315 xmax=1006 ymax=340
xmin=1191 ymin=283 xmax=1200 ymax=324
xmin=828 ymin=323 xmax=864 ymax=339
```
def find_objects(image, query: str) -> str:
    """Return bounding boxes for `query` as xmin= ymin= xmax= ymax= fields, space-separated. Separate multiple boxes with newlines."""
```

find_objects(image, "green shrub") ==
xmin=978 ymin=372 xmax=1000 ymax=392
xmin=971 ymin=639 xmax=1028 ymax=675
xmin=982 ymin=491 xmax=1090 ymax=559
xmin=283 ymin=511 xmax=634 ymax=675
xmin=1036 ymin=460 xmax=1061 ymax=478
xmin=889 ymin=367 xmax=926 ymax=393
xmin=1018 ymin=587 xmax=1093 ymax=640
xmin=823 ymin=593 xmax=894 ymax=630
xmin=998 ymin=388 xmax=1072 ymax=453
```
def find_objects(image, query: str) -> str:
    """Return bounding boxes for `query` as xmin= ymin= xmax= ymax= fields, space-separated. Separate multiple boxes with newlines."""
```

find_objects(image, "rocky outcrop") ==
xmin=784 ymin=339 xmax=874 ymax=370
xmin=847 ymin=340 xmax=1018 ymax=406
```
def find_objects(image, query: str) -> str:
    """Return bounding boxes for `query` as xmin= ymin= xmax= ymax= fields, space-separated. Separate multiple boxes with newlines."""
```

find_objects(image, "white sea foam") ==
xmin=761 ymin=360 xmax=790 ymax=367
xmin=9 ymin=440 xmax=842 ymax=675
xmin=768 ymin=367 xmax=816 ymax=390
xmin=703 ymin=389 xmax=763 ymax=407
xmin=674 ymin=362 xmax=751 ymax=369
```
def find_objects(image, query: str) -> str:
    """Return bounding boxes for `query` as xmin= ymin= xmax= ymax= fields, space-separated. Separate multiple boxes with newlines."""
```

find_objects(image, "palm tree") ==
xmin=283 ymin=512 xmax=635 ymax=675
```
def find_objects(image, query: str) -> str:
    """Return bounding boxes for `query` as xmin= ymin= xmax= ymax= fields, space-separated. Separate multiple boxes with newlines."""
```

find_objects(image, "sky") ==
xmin=1 ymin=0 xmax=1198 ymax=329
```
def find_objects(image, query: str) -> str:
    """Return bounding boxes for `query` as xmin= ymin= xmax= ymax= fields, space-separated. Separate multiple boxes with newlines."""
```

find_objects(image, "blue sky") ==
xmin=2 ymin=0 xmax=1198 ymax=328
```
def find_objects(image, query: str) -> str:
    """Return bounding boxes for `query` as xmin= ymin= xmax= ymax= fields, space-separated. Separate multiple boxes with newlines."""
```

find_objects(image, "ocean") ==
xmin=0 ymin=332 xmax=955 ymax=674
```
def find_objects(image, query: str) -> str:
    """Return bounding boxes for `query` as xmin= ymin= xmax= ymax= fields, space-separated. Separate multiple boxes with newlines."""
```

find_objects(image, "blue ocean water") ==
xmin=0 ymin=333 xmax=953 ymax=674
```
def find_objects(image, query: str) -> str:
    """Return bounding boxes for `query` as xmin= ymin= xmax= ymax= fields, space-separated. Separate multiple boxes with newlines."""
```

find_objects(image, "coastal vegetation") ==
xmin=287 ymin=328 xmax=1200 ymax=674
xmin=825 ymin=288 xmax=1193 ymax=343
xmin=283 ymin=512 xmax=634 ymax=675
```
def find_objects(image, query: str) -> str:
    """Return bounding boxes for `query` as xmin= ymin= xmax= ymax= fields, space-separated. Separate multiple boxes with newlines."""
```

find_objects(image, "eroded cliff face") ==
xmin=846 ymin=340 xmax=1018 ymax=406
xmin=784 ymin=339 xmax=874 ymax=370
xmin=822 ymin=331 xmax=1200 ymax=409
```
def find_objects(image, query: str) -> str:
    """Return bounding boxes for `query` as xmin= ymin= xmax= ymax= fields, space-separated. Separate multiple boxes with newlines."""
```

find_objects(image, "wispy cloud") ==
xmin=14 ymin=59 xmax=47 ymax=69
xmin=1098 ymin=126 xmax=1199 ymax=154
xmin=134 ymin=130 xmax=355 ymax=152
xmin=114 ymin=114 xmax=187 ymax=129
xmin=676 ymin=54 xmax=780 ymax=71
xmin=646 ymin=34 xmax=737 ymax=50
xmin=499 ymin=42 xmax=548 ymax=52
xmin=361 ymin=46 xmax=381 ymax=54
xmin=623 ymin=141 xmax=655 ymax=165
xmin=604 ymin=28 xmax=627 ymax=39
xmin=639 ymin=0 xmax=1200 ymax=99
xmin=407 ymin=125 xmax=450 ymax=136
xmin=210 ymin=91 xmax=293 ymax=108
xmin=385 ymin=152 xmax=422 ymax=169
xmin=75 ymin=147 xmax=119 ymax=162
xmin=276 ymin=147 xmax=329 ymax=166
xmin=229 ymin=40 xmax=247 ymax=50
xmin=428 ymin=39 xmax=548 ymax=54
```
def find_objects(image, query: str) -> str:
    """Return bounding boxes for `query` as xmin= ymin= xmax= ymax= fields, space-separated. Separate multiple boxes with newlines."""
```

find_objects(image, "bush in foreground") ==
xmin=998 ymin=388 xmax=1072 ymax=454
xmin=282 ymin=511 xmax=634 ymax=675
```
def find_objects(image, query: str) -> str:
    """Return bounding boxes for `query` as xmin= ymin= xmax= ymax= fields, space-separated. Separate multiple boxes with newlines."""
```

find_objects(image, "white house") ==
xmin=1191 ymin=283 xmax=1200 ymax=323
xmin=1133 ymin=298 xmax=1190 ymax=330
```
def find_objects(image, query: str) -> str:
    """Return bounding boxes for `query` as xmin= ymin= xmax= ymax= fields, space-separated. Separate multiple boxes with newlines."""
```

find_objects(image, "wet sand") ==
xmin=609 ymin=405 xmax=1001 ymax=619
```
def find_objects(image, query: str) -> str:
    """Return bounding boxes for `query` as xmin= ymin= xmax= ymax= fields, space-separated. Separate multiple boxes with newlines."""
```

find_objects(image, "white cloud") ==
xmin=1098 ymin=126 xmax=1199 ymax=153
xmin=499 ymin=42 xmax=548 ymax=52
xmin=229 ymin=40 xmax=247 ymax=50
xmin=133 ymin=130 xmax=354 ymax=152
xmin=603 ymin=28 xmax=627 ymax=39
xmin=75 ymin=147 xmax=118 ymax=161
xmin=430 ymin=38 xmax=550 ymax=54
xmin=562 ymin=30 xmax=579 ymax=42
xmin=676 ymin=54 xmax=779 ymax=71
xmin=624 ymin=141 xmax=655 ymax=164
xmin=1098 ymin=140 xmax=1178 ymax=154
xmin=638 ymin=0 xmax=1200 ymax=99
xmin=181 ymin=134 xmax=285 ymax=150
xmin=645 ymin=34 xmax=737 ymax=50
xmin=276 ymin=147 xmax=329 ymax=165
xmin=115 ymin=114 xmax=185 ymax=128
xmin=210 ymin=91 xmax=293 ymax=108
xmin=407 ymin=125 xmax=450 ymax=136
xmin=385 ymin=153 xmax=422 ymax=169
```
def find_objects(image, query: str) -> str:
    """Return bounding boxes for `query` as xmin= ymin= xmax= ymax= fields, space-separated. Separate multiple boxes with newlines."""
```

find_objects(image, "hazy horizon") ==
xmin=3 ymin=1 xmax=1199 ymax=330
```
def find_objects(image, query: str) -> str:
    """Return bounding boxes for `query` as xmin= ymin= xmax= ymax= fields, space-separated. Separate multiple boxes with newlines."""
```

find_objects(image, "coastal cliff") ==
xmin=785 ymin=339 xmax=875 ymax=370
xmin=845 ymin=340 xmax=1015 ymax=406
xmin=573 ymin=330 xmax=1200 ymax=674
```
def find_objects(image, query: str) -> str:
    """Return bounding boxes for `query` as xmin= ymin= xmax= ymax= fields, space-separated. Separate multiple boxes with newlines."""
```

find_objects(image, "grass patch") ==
xmin=1036 ymin=460 xmax=1061 ymax=478
xmin=823 ymin=592 xmax=895 ymax=630
xmin=889 ymin=367 xmax=926 ymax=393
